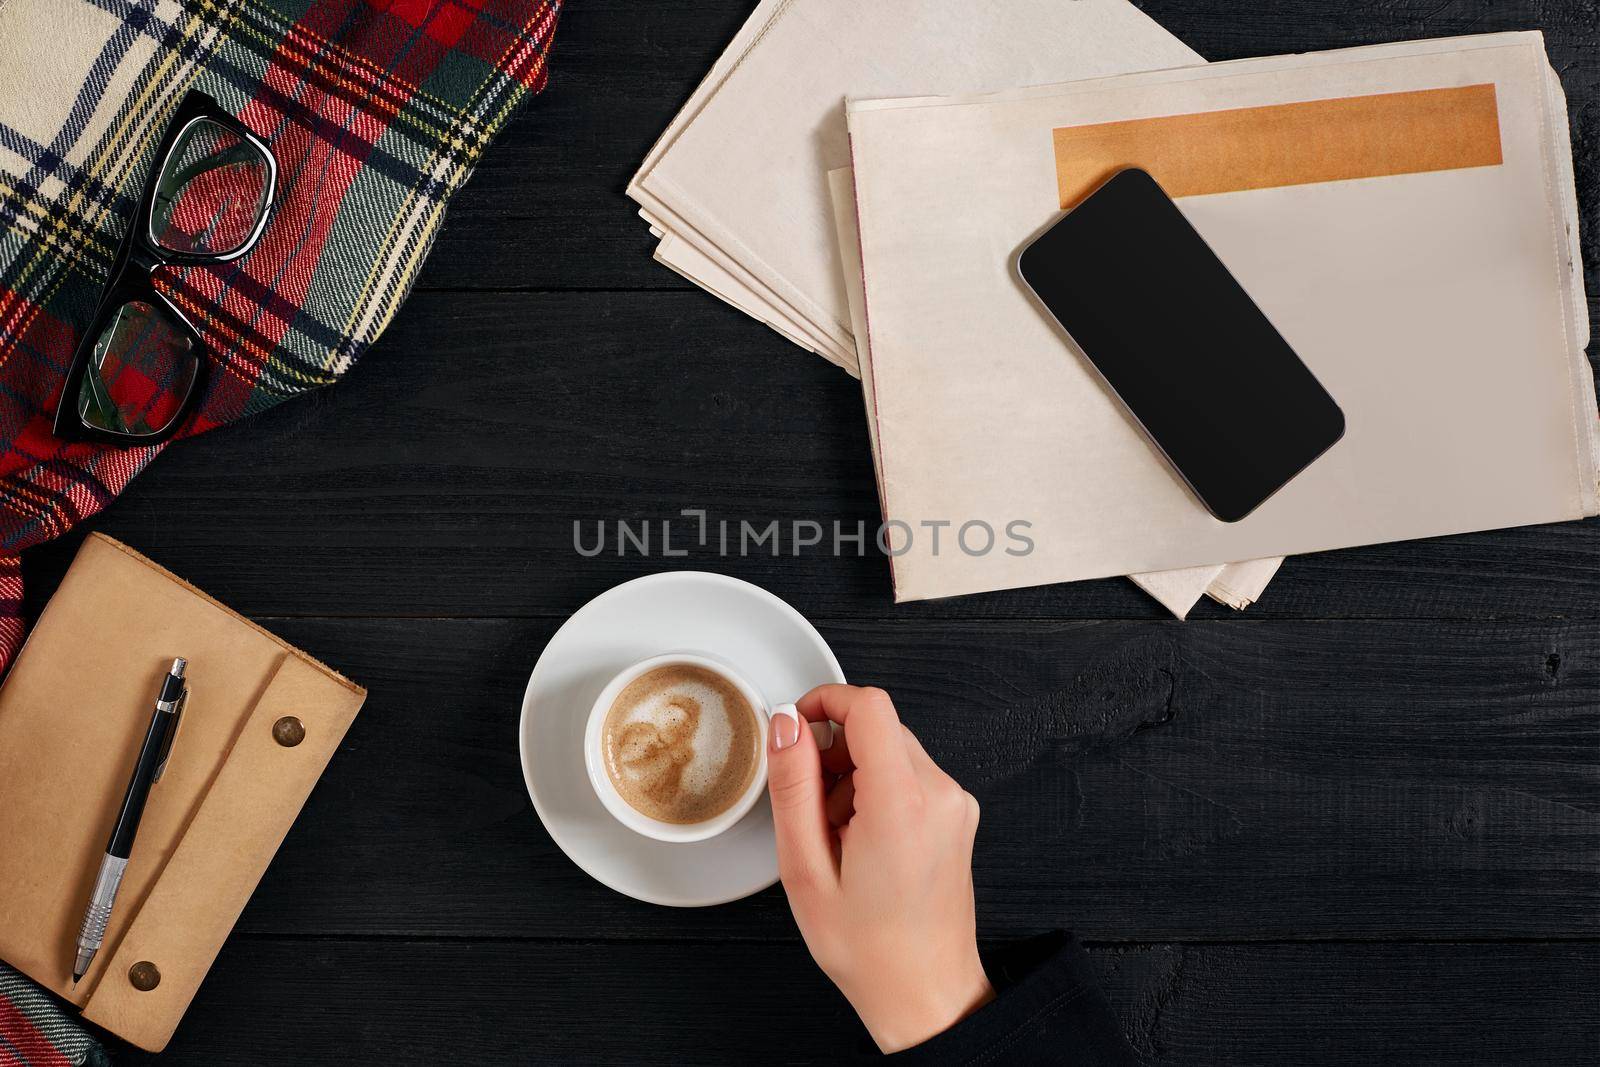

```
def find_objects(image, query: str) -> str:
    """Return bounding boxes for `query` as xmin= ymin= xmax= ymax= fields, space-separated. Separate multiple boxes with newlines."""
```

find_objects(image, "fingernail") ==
xmin=769 ymin=703 xmax=800 ymax=751
xmin=811 ymin=720 xmax=834 ymax=751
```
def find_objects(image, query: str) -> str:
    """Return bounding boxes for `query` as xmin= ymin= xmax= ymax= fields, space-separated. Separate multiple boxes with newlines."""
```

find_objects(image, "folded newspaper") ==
xmin=629 ymin=0 xmax=1284 ymax=617
xmin=840 ymin=33 xmax=1594 ymax=602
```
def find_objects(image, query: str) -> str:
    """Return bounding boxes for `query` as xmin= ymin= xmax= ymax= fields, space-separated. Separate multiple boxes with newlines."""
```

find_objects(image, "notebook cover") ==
xmin=0 ymin=534 xmax=366 ymax=1051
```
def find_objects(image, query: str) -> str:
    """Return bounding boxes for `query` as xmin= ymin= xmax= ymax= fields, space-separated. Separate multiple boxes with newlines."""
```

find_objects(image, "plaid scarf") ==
xmin=0 ymin=0 xmax=559 ymax=668
xmin=0 ymin=0 xmax=558 ymax=1057
xmin=0 ymin=963 xmax=112 ymax=1067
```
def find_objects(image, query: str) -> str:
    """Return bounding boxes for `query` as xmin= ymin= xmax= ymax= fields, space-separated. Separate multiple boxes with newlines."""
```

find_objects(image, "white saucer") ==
xmin=519 ymin=572 xmax=846 ymax=906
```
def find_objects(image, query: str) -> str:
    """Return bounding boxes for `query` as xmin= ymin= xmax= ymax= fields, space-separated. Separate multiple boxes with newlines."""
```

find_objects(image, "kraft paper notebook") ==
xmin=844 ymin=33 xmax=1596 ymax=602
xmin=0 ymin=534 xmax=367 ymax=1051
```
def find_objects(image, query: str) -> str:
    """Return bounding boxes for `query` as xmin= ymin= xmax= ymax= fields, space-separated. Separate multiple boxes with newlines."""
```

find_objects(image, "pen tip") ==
xmin=71 ymin=972 xmax=82 ymax=985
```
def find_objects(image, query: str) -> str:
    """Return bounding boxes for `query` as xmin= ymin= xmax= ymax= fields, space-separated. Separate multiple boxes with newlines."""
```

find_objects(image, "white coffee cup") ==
xmin=584 ymin=651 xmax=772 ymax=844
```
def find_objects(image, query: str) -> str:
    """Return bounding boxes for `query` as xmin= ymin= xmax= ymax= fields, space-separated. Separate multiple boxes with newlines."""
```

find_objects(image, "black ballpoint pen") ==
xmin=72 ymin=657 xmax=187 ymax=984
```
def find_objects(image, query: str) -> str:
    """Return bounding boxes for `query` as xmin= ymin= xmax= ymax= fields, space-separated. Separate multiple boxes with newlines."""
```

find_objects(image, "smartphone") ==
xmin=1016 ymin=167 xmax=1344 ymax=523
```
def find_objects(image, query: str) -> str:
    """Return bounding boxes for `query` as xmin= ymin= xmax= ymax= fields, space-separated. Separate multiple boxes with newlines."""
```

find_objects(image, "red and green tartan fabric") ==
xmin=0 ymin=0 xmax=557 ymax=1055
xmin=0 ymin=962 xmax=113 ymax=1067
xmin=0 ymin=0 xmax=559 ymax=672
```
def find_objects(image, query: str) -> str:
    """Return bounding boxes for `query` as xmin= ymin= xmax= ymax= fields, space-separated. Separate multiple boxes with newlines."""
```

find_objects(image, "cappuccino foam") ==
xmin=602 ymin=664 xmax=759 ymax=824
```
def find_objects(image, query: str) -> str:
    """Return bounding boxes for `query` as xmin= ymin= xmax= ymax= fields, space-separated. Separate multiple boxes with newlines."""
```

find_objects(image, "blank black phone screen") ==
xmin=1017 ymin=168 xmax=1344 ymax=523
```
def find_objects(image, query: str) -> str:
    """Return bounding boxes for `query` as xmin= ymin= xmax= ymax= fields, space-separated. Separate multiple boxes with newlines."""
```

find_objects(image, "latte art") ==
xmin=601 ymin=664 xmax=759 ymax=824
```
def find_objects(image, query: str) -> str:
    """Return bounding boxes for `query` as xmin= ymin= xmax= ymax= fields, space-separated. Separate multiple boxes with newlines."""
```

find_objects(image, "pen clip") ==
xmin=152 ymin=687 xmax=187 ymax=784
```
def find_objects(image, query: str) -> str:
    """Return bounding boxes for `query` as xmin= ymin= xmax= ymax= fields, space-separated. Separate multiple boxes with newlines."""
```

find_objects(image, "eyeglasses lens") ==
xmin=77 ymin=299 xmax=198 ymax=437
xmin=150 ymin=117 xmax=270 ymax=257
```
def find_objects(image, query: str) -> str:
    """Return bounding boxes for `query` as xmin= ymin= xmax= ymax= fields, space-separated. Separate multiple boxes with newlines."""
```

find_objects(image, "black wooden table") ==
xmin=44 ymin=1 xmax=1595 ymax=1062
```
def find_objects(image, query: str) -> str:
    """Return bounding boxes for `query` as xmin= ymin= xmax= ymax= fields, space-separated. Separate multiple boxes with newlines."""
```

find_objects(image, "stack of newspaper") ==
xmin=628 ymin=0 xmax=1285 ymax=617
xmin=837 ymin=33 xmax=1593 ymax=605
xmin=630 ymin=5 xmax=1595 ymax=617
xmin=627 ymin=0 xmax=1202 ymax=376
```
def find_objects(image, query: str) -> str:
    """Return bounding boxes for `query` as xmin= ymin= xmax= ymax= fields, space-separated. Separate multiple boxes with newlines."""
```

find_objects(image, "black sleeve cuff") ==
xmin=878 ymin=931 xmax=1137 ymax=1066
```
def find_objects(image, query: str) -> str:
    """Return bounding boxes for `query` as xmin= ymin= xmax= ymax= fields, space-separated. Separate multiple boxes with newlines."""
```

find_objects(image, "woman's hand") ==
xmin=766 ymin=684 xmax=994 ymax=1053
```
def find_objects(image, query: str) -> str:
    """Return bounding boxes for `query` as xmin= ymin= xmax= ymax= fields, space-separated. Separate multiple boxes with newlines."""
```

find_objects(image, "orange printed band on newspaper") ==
xmin=1053 ymin=83 xmax=1503 ymax=209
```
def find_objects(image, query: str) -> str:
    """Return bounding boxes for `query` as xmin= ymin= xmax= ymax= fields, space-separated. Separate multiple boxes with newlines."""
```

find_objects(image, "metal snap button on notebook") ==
xmin=129 ymin=961 xmax=160 ymax=990
xmin=272 ymin=716 xmax=305 ymax=747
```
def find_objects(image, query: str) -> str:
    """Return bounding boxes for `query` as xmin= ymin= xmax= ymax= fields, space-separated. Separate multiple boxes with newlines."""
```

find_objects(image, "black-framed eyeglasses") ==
xmin=54 ymin=91 xmax=277 ymax=445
